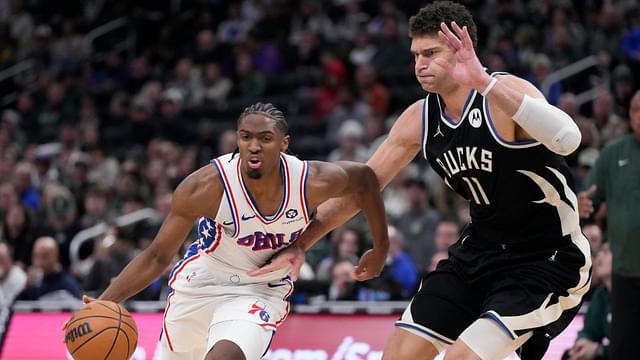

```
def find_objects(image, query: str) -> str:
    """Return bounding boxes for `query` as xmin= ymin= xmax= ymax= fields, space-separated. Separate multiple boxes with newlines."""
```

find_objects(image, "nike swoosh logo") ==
xmin=242 ymin=214 xmax=256 ymax=221
xmin=618 ymin=159 xmax=629 ymax=167
xmin=222 ymin=220 xmax=233 ymax=226
xmin=267 ymin=282 xmax=287 ymax=288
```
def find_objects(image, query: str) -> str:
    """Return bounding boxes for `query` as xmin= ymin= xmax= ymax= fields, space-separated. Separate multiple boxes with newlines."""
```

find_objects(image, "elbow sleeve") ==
xmin=512 ymin=95 xmax=581 ymax=156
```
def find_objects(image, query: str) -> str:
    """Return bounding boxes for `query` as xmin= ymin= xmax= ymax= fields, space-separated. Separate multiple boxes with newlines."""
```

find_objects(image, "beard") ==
xmin=247 ymin=168 xmax=262 ymax=179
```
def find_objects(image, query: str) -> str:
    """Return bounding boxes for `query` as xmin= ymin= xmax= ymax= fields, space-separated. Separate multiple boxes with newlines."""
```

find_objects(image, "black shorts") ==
xmin=397 ymin=225 xmax=591 ymax=347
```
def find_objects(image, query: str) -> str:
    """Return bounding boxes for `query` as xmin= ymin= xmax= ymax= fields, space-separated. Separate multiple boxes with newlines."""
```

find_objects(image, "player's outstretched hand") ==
xmin=353 ymin=249 xmax=387 ymax=282
xmin=434 ymin=21 xmax=487 ymax=90
xmin=248 ymin=243 xmax=305 ymax=281
xmin=577 ymin=184 xmax=597 ymax=219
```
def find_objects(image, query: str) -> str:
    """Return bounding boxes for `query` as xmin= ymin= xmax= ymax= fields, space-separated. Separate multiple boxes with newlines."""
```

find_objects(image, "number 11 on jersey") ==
xmin=462 ymin=176 xmax=490 ymax=205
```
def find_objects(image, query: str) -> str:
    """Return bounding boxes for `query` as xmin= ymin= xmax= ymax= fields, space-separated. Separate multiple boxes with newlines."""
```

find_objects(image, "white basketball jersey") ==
xmin=191 ymin=152 xmax=312 ymax=283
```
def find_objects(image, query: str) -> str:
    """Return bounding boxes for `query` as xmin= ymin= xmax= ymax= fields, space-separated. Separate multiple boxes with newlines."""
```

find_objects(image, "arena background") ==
xmin=1 ymin=0 xmax=636 ymax=359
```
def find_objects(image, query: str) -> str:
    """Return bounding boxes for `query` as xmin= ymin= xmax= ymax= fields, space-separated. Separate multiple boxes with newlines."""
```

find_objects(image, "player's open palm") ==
xmin=435 ymin=21 xmax=486 ymax=89
xmin=353 ymin=249 xmax=387 ymax=282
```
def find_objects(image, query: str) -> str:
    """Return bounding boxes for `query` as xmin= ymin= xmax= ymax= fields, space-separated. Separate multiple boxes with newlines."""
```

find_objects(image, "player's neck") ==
xmin=242 ymin=167 xmax=283 ymax=199
xmin=438 ymin=85 xmax=473 ymax=123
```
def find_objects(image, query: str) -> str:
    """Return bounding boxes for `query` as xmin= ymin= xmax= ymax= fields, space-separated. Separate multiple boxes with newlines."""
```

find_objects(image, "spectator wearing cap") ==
xmin=327 ymin=119 xmax=368 ymax=162
xmin=35 ymin=185 xmax=80 ymax=269
xmin=157 ymin=88 xmax=192 ymax=145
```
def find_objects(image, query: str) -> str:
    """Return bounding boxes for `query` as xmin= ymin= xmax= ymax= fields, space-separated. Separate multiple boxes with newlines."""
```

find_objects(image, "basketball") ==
xmin=63 ymin=300 xmax=138 ymax=360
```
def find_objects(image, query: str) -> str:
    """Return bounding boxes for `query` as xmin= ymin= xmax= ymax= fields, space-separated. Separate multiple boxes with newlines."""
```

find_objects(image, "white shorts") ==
xmin=160 ymin=255 xmax=294 ymax=359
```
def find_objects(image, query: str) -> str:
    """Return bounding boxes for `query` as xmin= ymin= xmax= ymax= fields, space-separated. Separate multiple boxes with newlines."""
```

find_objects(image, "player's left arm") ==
xmin=306 ymin=161 xmax=389 ymax=280
xmin=480 ymin=74 xmax=581 ymax=156
xmin=436 ymin=21 xmax=580 ymax=156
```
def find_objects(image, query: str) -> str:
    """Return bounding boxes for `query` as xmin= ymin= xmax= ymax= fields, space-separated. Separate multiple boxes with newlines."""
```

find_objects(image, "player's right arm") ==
xmin=296 ymin=99 xmax=424 ymax=251
xmin=96 ymin=165 xmax=222 ymax=303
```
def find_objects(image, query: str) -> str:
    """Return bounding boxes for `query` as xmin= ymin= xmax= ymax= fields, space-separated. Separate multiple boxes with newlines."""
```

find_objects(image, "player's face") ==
xmin=411 ymin=35 xmax=455 ymax=92
xmin=629 ymin=93 xmax=640 ymax=142
xmin=237 ymin=114 xmax=289 ymax=179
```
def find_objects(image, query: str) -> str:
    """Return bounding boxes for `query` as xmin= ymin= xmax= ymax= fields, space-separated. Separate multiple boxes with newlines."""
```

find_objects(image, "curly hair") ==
xmin=409 ymin=1 xmax=478 ymax=49
xmin=238 ymin=102 xmax=289 ymax=135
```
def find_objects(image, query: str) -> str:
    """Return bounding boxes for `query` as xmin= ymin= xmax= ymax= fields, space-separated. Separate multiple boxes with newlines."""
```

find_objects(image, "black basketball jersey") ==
xmin=421 ymin=81 xmax=580 ymax=247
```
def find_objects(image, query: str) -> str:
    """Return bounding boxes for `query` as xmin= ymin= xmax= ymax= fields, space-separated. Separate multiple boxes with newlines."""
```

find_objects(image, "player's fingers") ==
xmin=247 ymin=262 xmax=282 ymax=277
xmin=440 ymin=22 xmax=462 ymax=48
xmin=586 ymin=184 xmax=597 ymax=196
xmin=451 ymin=21 xmax=465 ymax=41
xmin=290 ymin=256 xmax=304 ymax=281
xmin=82 ymin=295 xmax=95 ymax=304
xmin=461 ymin=26 xmax=474 ymax=49
xmin=437 ymin=31 xmax=457 ymax=51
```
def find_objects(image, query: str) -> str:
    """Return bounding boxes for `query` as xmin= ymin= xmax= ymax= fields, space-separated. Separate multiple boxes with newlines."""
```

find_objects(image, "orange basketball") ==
xmin=63 ymin=300 xmax=138 ymax=360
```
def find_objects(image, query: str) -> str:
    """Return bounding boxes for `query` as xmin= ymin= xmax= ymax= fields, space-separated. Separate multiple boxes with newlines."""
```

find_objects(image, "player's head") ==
xmin=236 ymin=102 xmax=290 ymax=179
xmin=409 ymin=1 xmax=477 ymax=92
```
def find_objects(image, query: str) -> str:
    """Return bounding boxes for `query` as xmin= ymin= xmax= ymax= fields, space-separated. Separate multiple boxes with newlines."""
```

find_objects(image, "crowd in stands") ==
xmin=0 ymin=0 xmax=638 ymax=308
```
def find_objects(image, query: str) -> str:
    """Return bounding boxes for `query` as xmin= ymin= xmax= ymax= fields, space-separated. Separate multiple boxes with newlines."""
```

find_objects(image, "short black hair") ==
xmin=238 ymin=102 xmax=289 ymax=135
xmin=409 ymin=1 xmax=478 ymax=49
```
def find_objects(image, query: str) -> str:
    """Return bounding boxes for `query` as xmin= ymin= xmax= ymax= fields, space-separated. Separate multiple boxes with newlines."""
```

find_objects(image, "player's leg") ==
xmin=158 ymin=337 xmax=207 ymax=360
xmin=447 ymin=318 xmax=532 ymax=360
xmin=206 ymin=320 xmax=274 ymax=360
xmin=387 ymin=259 xmax=481 ymax=360
xmin=381 ymin=327 xmax=439 ymax=360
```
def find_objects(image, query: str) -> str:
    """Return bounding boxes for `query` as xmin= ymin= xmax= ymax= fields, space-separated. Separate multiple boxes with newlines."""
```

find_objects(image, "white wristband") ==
xmin=480 ymin=78 xmax=497 ymax=97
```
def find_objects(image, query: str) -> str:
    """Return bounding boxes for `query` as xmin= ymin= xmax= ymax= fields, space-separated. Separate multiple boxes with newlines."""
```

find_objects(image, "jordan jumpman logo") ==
xmin=434 ymin=122 xmax=444 ymax=137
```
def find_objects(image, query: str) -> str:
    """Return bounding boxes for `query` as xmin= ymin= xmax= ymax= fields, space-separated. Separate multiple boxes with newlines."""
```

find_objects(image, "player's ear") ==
xmin=281 ymin=135 xmax=290 ymax=152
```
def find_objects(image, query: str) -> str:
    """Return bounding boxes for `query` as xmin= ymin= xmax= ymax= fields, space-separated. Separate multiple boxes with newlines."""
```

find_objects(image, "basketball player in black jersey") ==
xmin=252 ymin=2 xmax=590 ymax=359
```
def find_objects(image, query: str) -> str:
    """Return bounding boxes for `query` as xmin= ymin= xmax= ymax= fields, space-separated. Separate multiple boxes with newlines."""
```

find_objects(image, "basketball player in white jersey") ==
xmin=81 ymin=102 xmax=390 ymax=360
xmin=253 ymin=2 xmax=590 ymax=360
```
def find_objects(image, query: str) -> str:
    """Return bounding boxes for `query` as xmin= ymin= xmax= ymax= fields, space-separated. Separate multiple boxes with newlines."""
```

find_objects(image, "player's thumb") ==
xmin=82 ymin=295 xmax=95 ymax=304
xmin=586 ymin=184 xmax=597 ymax=196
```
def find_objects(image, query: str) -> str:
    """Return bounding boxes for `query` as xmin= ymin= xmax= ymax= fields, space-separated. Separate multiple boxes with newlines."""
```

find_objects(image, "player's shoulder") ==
xmin=174 ymin=163 xmax=223 ymax=206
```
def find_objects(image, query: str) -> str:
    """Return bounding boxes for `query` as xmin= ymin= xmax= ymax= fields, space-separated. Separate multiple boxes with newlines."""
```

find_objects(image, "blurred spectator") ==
xmin=166 ymin=57 xmax=203 ymax=108
xmin=19 ymin=236 xmax=81 ymax=300
xmin=434 ymin=219 xmax=460 ymax=253
xmin=217 ymin=3 xmax=251 ymax=45
xmin=83 ymin=227 xmax=138 ymax=297
xmin=525 ymin=54 xmax=563 ymax=105
xmin=355 ymin=64 xmax=390 ymax=116
xmin=349 ymin=31 xmax=376 ymax=66
xmin=325 ymin=85 xmax=371 ymax=146
xmin=157 ymin=88 xmax=191 ymax=145
xmin=79 ymin=187 xmax=113 ymax=228
xmin=50 ymin=20 xmax=90 ymax=71
xmin=395 ymin=178 xmax=439 ymax=272
xmin=327 ymin=257 xmax=358 ymax=300
xmin=327 ymin=120 xmax=368 ymax=162
xmin=383 ymin=224 xmax=418 ymax=298
xmin=0 ymin=243 xmax=26 ymax=306
xmin=289 ymin=0 xmax=336 ymax=45
xmin=12 ymin=161 xmax=40 ymax=211
xmin=371 ymin=16 xmax=411 ymax=70
xmin=589 ymin=92 xmax=628 ymax=145
xmin=0 ymin=203 xmax=35 ymax=267
xmin=316 ymin=226 xmax=363 ymax=281
xmin=194 ymin=62 xmax=232 ymax=109
xmin=583 ymin=222 xmax=604 ymax=259
xmin=232 ymin=51 xmax=266 ymax=100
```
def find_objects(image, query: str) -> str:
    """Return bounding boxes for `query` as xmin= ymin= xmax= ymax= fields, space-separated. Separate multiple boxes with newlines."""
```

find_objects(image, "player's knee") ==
xmin=443 ymin=344 xmax=482 ymax=360
xmin=205 ymin=340 xmax=246 ymax=360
